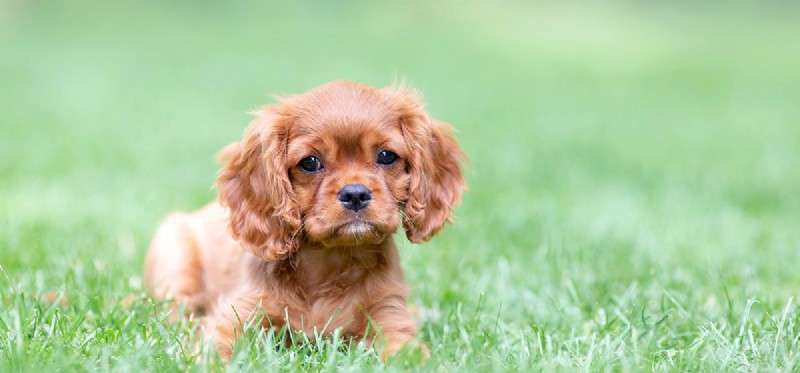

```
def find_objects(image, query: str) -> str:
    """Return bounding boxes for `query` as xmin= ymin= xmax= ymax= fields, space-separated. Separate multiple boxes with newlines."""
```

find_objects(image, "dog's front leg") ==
xmin=203 ymin=293 xmax=264 ymax=359
xmin=366 ymin=294 xmax=428 ymax=361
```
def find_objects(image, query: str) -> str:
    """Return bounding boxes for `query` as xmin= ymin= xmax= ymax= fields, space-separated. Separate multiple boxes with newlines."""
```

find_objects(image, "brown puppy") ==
xmin=144 ymin=81 xmax=465 ymax=360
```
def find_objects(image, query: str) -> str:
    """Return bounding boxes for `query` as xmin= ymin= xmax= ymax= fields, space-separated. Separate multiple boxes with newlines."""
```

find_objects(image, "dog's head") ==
xmin=217 ymin=81 xmax=465 ymax=260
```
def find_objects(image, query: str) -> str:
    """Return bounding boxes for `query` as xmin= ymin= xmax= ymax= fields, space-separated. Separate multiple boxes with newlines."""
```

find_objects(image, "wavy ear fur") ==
xmin=216 ymin=104 xmax=301 ymax=260
xmin=386 ymin=87 xmax=466 ymax=243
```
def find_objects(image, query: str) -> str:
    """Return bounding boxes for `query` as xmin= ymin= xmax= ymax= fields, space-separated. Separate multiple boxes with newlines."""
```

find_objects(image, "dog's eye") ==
xmin=298 ymin=156 xmax=324 ymax=172
xmin=376 ymin=150 xmax=398 ymax=165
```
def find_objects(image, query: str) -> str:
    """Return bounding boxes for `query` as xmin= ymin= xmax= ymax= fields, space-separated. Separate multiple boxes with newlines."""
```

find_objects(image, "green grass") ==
xmin=2 ymin=1 xmax=800 ymax=371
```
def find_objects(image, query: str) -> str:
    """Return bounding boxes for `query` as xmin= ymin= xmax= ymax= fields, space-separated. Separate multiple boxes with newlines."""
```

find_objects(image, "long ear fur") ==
xmin=216 ymin=104 xmax=301 ymax=260
xmin=387 ymin=87 xmax=466 ymax=243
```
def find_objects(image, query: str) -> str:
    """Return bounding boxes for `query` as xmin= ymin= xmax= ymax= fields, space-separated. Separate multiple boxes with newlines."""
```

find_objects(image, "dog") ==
xmin=144 ymin=81 xmax=465 ymax=360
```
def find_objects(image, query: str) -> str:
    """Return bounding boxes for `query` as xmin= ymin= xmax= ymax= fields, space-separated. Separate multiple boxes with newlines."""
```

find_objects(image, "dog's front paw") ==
xmin=381 ymin=339 xmax=429 ymax=363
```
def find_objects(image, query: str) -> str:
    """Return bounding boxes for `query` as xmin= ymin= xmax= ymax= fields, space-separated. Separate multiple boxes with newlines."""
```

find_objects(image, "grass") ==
xmin=2 ymin=0 xmax=800 ymax=371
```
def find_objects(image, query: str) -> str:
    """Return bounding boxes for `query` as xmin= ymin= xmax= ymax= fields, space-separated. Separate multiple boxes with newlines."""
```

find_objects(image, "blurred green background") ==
xmin=2 ymin=0 xmax=800 ymax=371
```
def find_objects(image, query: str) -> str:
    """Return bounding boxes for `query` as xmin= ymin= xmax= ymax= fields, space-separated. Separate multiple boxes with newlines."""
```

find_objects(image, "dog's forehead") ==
xmin=292 ymin=118 xmax=403 ymax=160
xmin=291 ymin=87 xmax=400 ymax=141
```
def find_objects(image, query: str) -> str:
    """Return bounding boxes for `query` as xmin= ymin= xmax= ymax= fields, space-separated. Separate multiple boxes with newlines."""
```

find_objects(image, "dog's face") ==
xmin=286 ymin=92 xmax=411 ymax=247
xmin=218 ymin=81 xmax=465 ymax=260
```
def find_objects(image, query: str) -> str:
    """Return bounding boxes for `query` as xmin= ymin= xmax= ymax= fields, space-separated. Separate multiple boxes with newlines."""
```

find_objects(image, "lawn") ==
xmin=2 ymin=1 xmax=800 ymax=371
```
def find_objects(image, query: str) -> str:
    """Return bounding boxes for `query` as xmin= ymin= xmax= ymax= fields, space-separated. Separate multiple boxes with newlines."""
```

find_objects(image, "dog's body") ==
xmin=145 ymin=81 xmax=464 ymax=359
xmin=146 ymin=202 xmax=412 ymax=356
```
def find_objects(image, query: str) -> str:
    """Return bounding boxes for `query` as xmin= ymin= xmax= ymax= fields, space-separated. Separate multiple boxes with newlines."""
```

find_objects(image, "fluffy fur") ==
xmin=144 ymin=81 xmax=465 ymax=360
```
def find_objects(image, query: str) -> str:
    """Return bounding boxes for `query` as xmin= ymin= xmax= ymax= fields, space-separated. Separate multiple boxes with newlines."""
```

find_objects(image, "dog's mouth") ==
xmin=305 ymin=212 xmax=399 ymax=246
xmin=335 ymin=220 xmax=378 ymax=237
xmin=321 ymin=219 xmax=388 ymax=246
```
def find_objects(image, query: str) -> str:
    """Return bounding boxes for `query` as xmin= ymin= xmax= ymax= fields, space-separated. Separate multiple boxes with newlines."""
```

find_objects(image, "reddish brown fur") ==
xmin=144 ymin=81 xmax=465 ymax=360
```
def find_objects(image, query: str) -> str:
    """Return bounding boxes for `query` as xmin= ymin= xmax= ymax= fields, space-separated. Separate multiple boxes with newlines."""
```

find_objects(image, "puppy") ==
xmin=144 ymin=81 xmax=465 ymax=360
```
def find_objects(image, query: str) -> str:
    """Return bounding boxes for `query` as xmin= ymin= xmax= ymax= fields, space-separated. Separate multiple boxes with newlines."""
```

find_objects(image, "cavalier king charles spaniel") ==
xmin=144 ymin=81 xmax=465 ymax=360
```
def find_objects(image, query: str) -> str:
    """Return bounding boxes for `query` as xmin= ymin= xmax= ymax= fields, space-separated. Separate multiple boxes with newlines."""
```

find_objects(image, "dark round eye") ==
xmin=376 ymin=150 xmax=398 ymax=165
xmin=298 ymin=156 xmax=323 ymax=173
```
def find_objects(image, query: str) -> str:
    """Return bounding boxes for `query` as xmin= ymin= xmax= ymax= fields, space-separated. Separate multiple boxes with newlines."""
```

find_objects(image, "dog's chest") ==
xmin=306 ymin=293 xmax=364 ymax=335
xmin=264 ymin=286 xmax=367 ymax=338
xmin=261 ymin=250 xmax=382 ymax=337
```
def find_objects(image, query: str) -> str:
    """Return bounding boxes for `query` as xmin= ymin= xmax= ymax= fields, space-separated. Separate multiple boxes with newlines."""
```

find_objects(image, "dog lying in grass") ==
xmin=144 ymin=81 xmax=465 ymax=360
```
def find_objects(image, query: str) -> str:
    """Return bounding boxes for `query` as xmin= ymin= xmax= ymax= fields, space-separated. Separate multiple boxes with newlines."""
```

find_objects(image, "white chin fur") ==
xmin=342 ymin=221 xmax=373 ymax=236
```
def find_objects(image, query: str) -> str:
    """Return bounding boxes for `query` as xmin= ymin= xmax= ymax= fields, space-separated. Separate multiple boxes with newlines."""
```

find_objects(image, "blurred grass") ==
xmin=2 ymin=0 xmax=800 ymax=371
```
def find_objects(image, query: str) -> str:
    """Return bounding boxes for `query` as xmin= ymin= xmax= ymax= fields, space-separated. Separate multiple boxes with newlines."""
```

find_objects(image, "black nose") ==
xmin=337 ymin=184 xmax=372 ymax=212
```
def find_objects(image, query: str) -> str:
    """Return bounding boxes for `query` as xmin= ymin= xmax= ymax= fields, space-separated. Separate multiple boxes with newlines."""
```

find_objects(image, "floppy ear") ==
xmin=216 ymin=104 xmax=301 ymax=260
xmin=388 ymin=87 xmax=466 ymax=243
